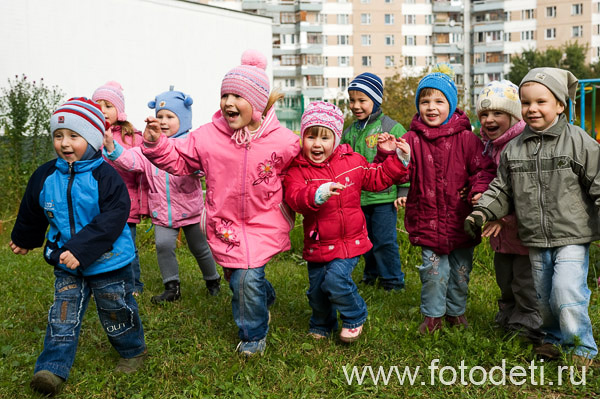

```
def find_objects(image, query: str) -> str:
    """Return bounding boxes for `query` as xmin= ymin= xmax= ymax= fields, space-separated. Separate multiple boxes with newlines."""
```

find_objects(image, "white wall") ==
xmin=0 ymin=0 xmax=272 ymax=129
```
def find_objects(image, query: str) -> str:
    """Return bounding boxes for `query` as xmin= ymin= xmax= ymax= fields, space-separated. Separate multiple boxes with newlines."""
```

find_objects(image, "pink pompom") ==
xmin=241 ymin=49 xmax=267 ymax=70
xmin=105 ymin=80 xmax=124 ymax=91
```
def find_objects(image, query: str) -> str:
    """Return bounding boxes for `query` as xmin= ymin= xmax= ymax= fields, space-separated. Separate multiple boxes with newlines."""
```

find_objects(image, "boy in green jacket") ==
xmin=341 ymin=73 xmax=408 ymax=291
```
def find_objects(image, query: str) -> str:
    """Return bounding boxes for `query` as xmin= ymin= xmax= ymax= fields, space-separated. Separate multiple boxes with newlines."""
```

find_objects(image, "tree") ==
xmin=382 ymin=71 xmax=425 ymax=129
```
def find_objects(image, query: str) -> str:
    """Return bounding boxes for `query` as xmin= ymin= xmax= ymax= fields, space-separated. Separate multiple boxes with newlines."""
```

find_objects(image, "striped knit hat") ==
xmin=221 ymin=49 xmax=270 ymax=122
xmin=301 ymin=101 xmax=345 ymax=149
xmin=92 ymin=81 xmax=127 ymax=121
xmin=50 ymin=97 xmax=108 ymax=151
xmin=348 ymin=73 xmax=384 ymax=113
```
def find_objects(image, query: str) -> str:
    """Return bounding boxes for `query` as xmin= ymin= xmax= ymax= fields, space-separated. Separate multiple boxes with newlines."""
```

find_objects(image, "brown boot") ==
xmin=534 ymin=342 xmax=561 ymax=360
xmin=445 ymin=314 xmax=469 ymax=328
xmin=418 ymin=317 xmax=443 ymax=334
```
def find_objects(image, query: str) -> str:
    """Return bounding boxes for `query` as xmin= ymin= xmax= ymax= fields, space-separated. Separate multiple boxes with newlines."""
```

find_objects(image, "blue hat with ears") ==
xmin=415 ymin=64 xmax=458 ymax=125
xmin=148 ymin=86 xmax=193 ymax=136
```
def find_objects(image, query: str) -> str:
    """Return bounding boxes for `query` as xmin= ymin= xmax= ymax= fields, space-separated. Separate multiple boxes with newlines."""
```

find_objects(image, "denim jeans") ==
xmin=35 ymin=264 xmax=146 ymax=380
xmin=361 ymin=203 xmax=404 ymax=289
xmin=226 ymin=265 xmax=275 ymax=342
xmin=128 ymin=222 xmax=143 ymax=293
xmin=306 ymin=257 xmax=367 ymax=335
xmin=419 ymin=247 xmax=474 ymax=318
xmin=529 ymin=244 xmax=597 ymax=358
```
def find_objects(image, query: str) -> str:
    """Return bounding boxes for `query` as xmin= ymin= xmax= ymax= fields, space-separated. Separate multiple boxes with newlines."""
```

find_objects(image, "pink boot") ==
xmin=445 ymin=314 xmax=469 ymax=328
xmin=418 ymin=317 xmax=443 ymax=334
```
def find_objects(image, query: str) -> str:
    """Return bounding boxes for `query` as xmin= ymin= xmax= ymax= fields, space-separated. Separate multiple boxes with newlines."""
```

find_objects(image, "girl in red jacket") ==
xmin=284 ymin=102 xmax=410 ymax=343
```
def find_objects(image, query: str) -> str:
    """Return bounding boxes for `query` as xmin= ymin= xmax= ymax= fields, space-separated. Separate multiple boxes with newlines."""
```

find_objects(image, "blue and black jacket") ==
xmin=11 ymin=153 xmax=135 ymax=276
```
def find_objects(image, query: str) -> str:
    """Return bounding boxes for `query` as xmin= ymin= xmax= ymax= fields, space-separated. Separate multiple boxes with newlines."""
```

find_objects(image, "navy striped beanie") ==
xmin=348 ymin=73 xmax=384 ymax=113
xmin=50 ymin=97 xmax=108 ymax=151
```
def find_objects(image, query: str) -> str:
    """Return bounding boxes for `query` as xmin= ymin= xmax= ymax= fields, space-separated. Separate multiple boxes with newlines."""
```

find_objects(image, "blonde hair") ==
xmin=263 ymin=89 xmax=285 ymax=118
xmin=113 ymin=120 xmax=136 ymax=146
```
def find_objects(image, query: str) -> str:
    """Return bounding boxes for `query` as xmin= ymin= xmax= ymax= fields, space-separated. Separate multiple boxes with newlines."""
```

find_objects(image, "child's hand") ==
xmin=395 ymin=138 xmax=410 ymax=155
xmin=315 ymin=182 xmax=345 ymax=205
xmin=482 ymin=220 xmax=503 ymax=238
xmin=9 ymin=241 xmax=29 ymax=255
xmin=459 ymin=186 xmax=468 ymax=200
xmin=394 ymin=197 xmax=407 ymax=209
xmin=144 ymin=117 xmax=162 ymax=142
xmin=464 ymin=210 xmax=488 ymax=238
xmin=103 ymin=127 xmax=115 ymax=153
xmin=329 ymin=182 xmax=345 ymax=195
xmin=377 ymin=133 xmax=397 ymax=152
xmin=471 ymin=193 xmax=482 ymax=205
xmin=60 ymin=250 xmax=80 ymax=270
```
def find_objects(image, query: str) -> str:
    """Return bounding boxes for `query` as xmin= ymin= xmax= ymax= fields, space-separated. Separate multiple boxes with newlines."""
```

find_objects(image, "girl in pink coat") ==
xmin=284 ymin=102 xmax=410 ymax=343
xmin=93 ymin=81 xmax=148 ymax=295
xmin=141 ymin=50 xmax=300 ymax=356
xmin=475 ymin=80 xmax=542 ymax=342
xmin=103 ymin=88 xmax=220 ymax=303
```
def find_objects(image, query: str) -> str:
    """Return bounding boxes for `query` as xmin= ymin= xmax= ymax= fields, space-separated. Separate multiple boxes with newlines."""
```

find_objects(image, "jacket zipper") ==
xmin=327 ymin=161 xmax=349 ymax=258
xmin=534 ymin=137 xmax=549 ymax=246
xmin=242 ymin=144 xmax=251 ymax=267
xmin=67 ymin=162 xmax=76 ymax=237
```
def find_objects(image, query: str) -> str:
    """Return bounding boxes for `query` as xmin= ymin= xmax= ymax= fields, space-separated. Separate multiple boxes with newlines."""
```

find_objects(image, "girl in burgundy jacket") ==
xmin=284 ymin=102 xmax=410 ymax=343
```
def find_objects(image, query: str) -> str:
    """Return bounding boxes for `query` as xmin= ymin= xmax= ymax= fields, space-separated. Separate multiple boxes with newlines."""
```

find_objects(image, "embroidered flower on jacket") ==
xmin=215 ymin=219 xmax=240 ymax=252
xmin=253 ymin=152 xmax=283 ymax=185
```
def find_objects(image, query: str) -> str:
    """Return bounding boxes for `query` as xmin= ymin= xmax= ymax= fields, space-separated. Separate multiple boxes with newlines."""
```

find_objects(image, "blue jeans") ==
xmin=128 ymin=222 xmax=143 ymax=293
xmin=227 ymin=266 xmax=275 ymax=342
xmin=306 ymin=257 xmax=367 ymax=335
xmin=361 ymin=203 xmax=404 ymax=289
xmin=529 ymin=244 xmax=597 ymax=358
xmin=35 ymin=265 xmax=146 ymax=380
xmin=419 ymin=247 xmax=474 ymax=318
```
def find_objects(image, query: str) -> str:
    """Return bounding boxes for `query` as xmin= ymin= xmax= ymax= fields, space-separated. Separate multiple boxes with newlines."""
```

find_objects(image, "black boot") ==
xmin=151 ymin=280 xmax=181 ymax=304
xmin=206 ymin=276 xmax=221 ymax=296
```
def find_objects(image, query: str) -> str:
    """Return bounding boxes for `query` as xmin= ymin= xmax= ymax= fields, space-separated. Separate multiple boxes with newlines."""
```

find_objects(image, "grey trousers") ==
xmin=154 ymin=223 xmax=219 ymax=284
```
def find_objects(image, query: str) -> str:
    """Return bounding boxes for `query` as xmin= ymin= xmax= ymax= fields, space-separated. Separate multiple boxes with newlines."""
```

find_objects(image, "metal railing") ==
xmin=569 ymin=78 xmax=600 ymax=142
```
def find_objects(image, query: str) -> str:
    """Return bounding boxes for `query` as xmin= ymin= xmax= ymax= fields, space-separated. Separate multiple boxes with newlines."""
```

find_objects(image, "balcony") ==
xmin=472 ymin=22 xmax=504 ymax=33
xmin=473 ymin=63 xmax=504 ymax=74
xmin=432 ymin=1 xmax=463 ymax=13
xmin=298 ymin=0 xmax=323 ymax=12
xmin=432 ymin=21 xmax=463 ymax=34
xmin=300 ymin=65 xmax=324 ymax=75
xmin=432 ymin=43 xmax=463 ymax=54
xmin=473 ymin=43 xmax=504 ymax=53
xmin=472 ymin=0 xmax=504 ymax=13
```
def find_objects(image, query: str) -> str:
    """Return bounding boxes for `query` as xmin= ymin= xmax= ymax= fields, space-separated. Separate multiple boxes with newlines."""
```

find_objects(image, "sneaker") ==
xmin=151 ymin=280 xmax=180 ymax=304
xmin=30 ymin=370 xmax=63 ymax=396
xmin=206 ymin=276 xmax=221 ymax=296
xmin=360 ymin=277 xmax=376 ymax=286
xmin=534 ymin=343 xmax=562 ymax=360
xmin=445 ymin=314 xmax=469 ymax=328
xmin=115 ymin=350 xmax=148 ymax=374
xmin=418 ymin=316 xmax=443 ymax=334
xmin=340 ymin=325 xmax=363 ymax=343
xmin=236 ymin=337 xmax=266 ymax=357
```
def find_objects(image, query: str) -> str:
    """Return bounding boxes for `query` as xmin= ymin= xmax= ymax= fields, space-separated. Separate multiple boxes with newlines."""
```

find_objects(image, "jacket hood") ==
xmin=409 ymin=108 xmax=472 ymax=141
xmin=211 ymin=107 xmax=282 ymax=140
xmin=292 ymin=143 xmax=354 ymax=168
xmin=55 ymin=153 xmax=103 ymax=174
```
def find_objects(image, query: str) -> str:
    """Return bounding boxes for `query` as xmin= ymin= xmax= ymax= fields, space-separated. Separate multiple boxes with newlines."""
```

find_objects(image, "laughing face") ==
xmin=479 ymin=110 xmax=512 ymax=141
xmin=302 ymin=126 xmax=336 ymax=164
xmin=156 ymin=109 xmax=180 ymax=137
xmin=220 ymin=93 xmax=260 ymax=131
xmin=53 ymin=128 xmax=88 ymax=163
xmin=520 ymin=82 xmax=565 ymax=131
xmin=418 ymin=89 xmax=450 ymax=127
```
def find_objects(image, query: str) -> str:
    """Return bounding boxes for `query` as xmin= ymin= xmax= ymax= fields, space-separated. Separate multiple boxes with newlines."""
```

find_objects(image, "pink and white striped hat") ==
xmin=221 ymin=50 xmax=270 ymax=122
xmin=301 ymin=101 xmax=345 ymax=148
xmin=92 ymin=81 xmax=127 ymax=121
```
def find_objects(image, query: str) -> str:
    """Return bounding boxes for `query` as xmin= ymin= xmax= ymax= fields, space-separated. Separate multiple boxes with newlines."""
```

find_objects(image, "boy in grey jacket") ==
xmin=465 ymin=68 xmax=600 ymax=365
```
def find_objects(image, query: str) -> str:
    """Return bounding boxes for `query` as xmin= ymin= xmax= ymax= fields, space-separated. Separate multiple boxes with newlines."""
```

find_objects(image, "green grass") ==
xmin=0 ymin=216 xmax=599 ymax=398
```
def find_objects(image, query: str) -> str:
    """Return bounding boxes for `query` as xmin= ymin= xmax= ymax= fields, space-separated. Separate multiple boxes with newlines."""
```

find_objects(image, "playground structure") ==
xmin=570 ymin=78 xmax=600 ymax=143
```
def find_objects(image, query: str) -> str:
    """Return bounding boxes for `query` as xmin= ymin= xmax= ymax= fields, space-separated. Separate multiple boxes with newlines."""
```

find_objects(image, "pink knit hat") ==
xmin=221 ymin=50 xmax=270 ymax=122
xmin=92 ymin=81 xmax=127 ymax=121
xmin=301 ymin=101 xmax=345 ymax=148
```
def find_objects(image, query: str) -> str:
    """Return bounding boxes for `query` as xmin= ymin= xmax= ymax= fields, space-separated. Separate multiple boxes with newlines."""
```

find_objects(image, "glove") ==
xmin=315 ymin=182 xmax=334 ymax=205
xmin=464 ymin=210 xmax=488 ymax=239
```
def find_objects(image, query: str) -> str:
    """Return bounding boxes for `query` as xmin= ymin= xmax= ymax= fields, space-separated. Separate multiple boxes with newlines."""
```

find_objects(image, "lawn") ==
xmin=0 ymin=215 xmax=598 ymax=398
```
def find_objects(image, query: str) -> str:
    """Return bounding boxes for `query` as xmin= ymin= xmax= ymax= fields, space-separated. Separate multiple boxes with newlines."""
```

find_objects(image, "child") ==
xmin=403 ymin=66 xmax=497 ymax=334
xmin=9 ymin=98 xmax=147 ymax=396
xmin=342 ymin=73 xmax=408 ymax=291
xmin=141 ymin=50 xmax=300 ymax=356
xmin=103 ymin=87 xmax=221 ymax=303
xmin=284 ymin=101 xmax=410 ymax=342
xmin=93 ymin=81 xmax=148 ymax=295
xmin=475 ymin=80 xmax=543 ymax=342
xmin=465 ymin=68 xmax=600 ymax=364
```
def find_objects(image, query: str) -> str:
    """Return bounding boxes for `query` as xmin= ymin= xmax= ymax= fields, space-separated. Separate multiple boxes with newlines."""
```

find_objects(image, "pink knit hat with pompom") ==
xmin=92 ymin=81 xmax=127 ymax=121
xmin=221 ymin=50 xmax=270 ymax=122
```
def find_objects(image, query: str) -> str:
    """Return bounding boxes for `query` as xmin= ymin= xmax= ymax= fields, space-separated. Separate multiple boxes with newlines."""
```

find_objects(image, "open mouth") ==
xmin=225 ymin=110 xmax=240 ymax=119
xmin=485 ymin=125 xmax=499 ymax=133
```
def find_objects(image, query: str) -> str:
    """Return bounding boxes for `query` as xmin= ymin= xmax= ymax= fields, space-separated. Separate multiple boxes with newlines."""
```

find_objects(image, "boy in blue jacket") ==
xmin=10 ymin=98 xmax=147 ymax=396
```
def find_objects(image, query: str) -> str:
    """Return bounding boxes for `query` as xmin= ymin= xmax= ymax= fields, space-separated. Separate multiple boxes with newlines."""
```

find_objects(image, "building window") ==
xmin=404 ymin=56 xmax=416 ymax=67
xmin=425 ymin=15 xmax=433 ymax=25
xmin=546 ymin=6 xmax=556 ymax=18
xmin=521 ymin=30 xmax=534 ymax=40
xmin=404 ymin=35 xmax=415 ymax=46
xmin=385 ymin=56 xmax=395 ymax=67
xmin=426 ymin=56 xmax=434 ymax=66
xmin=362 ymin=56 xmax=372 ymax=67
xmin=385 ymin=35 xmax=395 ymax=46
xmin=338 ymin=56 xmax=350 ymax=67
xmin=425 ymin=35 xmax=432 ymax=45
xmin=597 ymin=24 xmax=600 ymax=35
xmin=281 ymin=55 xmax=300 ymax=66
xmin=474 ymin=53 xmax=485 ymax=64
xmin=386 ymin=0 xmax=394 ymax=3
xmin=361 ymin=13 xmax=371 ymax=25
xmin=504 ymin=11 xmax=511 ymax=22
xmin=545 ymin=28 xmax=556 ymax=40
xmin=385 ymin=14 xmax=395 ymax=25
xmin=337 ymin=14 xmax=349 ymax=24
xmin=360 ymin=0 xmax=370 ymax=3
xmin=284 ymin=79 xmax=295 ymax=88
xmin=306 ymin=75 xmax=324 ymax=87
xmin=338 ymin=78 xmax=350 ymax=90
xmin=361 ymin=35 xmax=371 ymax=46
xmin=337 ymin=35 xmax=350 ymax=45
xmin=573 ymin=26 xmax=583 ymax=38
xmin=404 ymin=15 xmax=416 ymax=24
xmin=521 ymin=9 xmax=534 ymax=20
xmin=572 ymin=3 xmax=583 ymax=15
